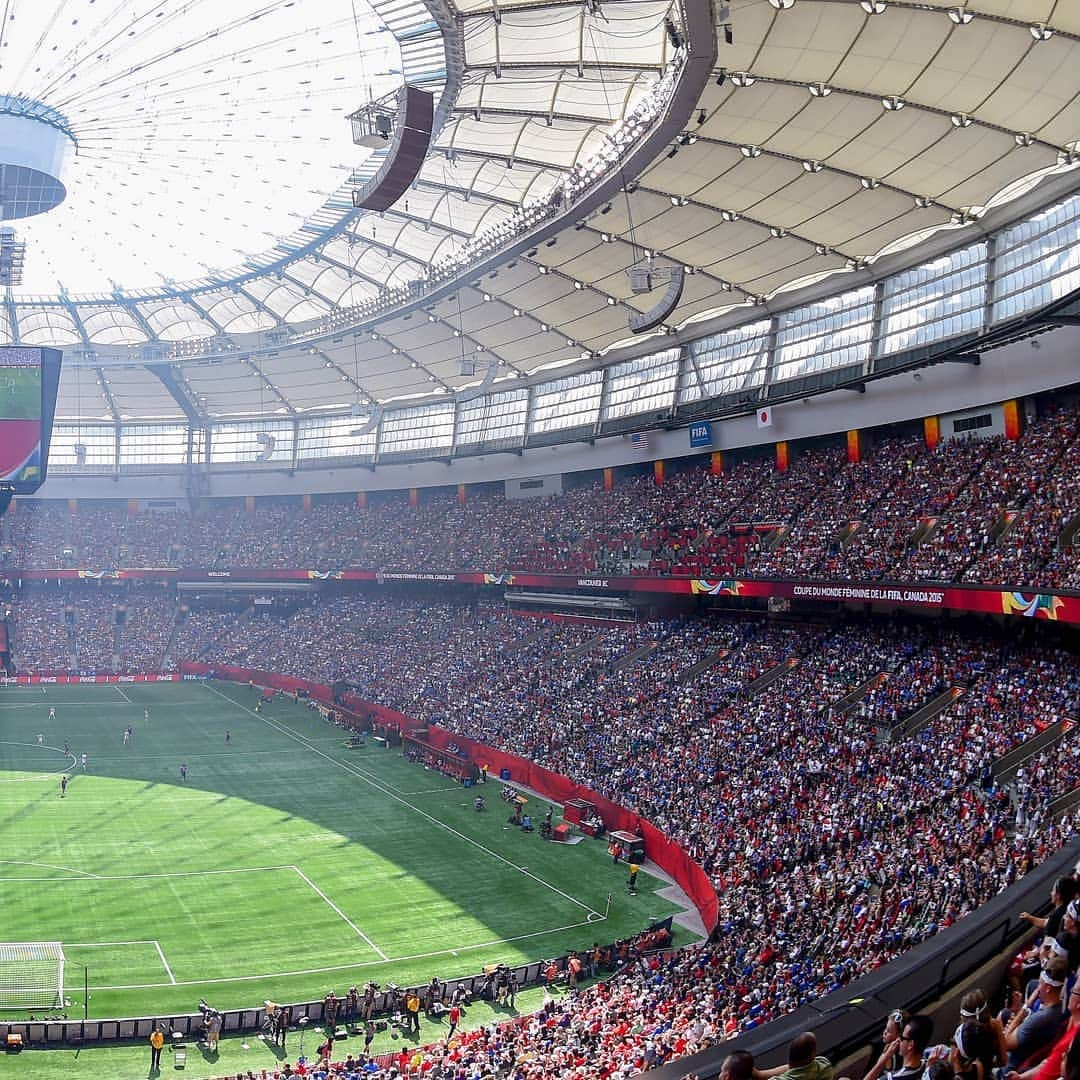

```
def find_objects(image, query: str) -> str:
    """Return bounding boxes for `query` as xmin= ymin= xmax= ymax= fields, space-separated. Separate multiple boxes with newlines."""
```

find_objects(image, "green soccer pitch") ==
xmin=0 ymin=680 xmax=689 ymax=1021
xmin=0 ymin=364 xmax=40 ymax=420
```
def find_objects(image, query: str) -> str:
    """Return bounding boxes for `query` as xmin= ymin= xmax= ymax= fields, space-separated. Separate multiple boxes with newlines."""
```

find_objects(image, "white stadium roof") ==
xmin=3 ymin=0 xmax=1080 ymax=423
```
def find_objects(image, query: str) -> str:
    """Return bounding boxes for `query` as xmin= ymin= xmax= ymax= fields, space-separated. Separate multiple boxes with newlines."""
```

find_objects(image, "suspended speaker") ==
xmin=351 ymin=86 xmax=435 ymax=213
xmin=628 ymin=266 xmax=685 ymax=334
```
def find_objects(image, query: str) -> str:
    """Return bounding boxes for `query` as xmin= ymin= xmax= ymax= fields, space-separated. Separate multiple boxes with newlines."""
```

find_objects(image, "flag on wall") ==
xmin=629 ymin=432 xmax=651 ymax=451
xmin=757 ymin=406 xmax=773 ymax=429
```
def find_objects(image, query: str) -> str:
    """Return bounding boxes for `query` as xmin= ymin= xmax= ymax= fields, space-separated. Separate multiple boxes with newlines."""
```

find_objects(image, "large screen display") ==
xmin=0 ymin=346 xmax=63 ymax=493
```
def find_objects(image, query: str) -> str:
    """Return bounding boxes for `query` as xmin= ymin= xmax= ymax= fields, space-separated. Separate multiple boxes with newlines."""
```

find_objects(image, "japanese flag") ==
xmin=757 ymin=406 xmax=773 ymax=429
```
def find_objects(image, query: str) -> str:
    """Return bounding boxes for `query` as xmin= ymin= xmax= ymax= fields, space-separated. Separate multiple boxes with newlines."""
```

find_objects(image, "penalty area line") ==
xmin=154 ymin=940 xmax=177 ymax=984
xmin=85 ymin=913 xmax=604 ymax=991
xmin=290 ymin=865 xmax=389 ymax=961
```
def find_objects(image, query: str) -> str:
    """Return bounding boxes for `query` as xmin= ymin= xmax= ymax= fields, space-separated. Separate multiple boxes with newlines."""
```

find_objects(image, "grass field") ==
xmin=0 ymin=680 xmax=688 ymax=1025
xmin=0 ymin=363 xmax=40 ymax=419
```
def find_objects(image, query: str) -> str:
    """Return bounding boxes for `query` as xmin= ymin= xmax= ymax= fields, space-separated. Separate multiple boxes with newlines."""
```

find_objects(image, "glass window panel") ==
xmin=47 ymin=424 xmax=116 ymax=471
xmin=529 ymin=371 xmax=602 ymax=434
xmin=209 ymin=419 xmax=294 ymax=465
xmin=456 ymin=388 xmax=529 ymax=446
xmin=380 ymin=402 xmax=455 ymax=454
xmin=773 ymin=287 xmax=874 ymax=383
xmin=880 ymin=242 xmax=987 ymax=354
xmin=296 ymin=415 xmax=377 ymax=460
xmin=602 ymin=348 xmax=679 ymax=421
xmin=680 ymin=320 xmax=770 ymax=404
xmin=118 ymin=424 xmax=189 ymax=466
xmin=993 ymin=195 xmax=1080 ymax=320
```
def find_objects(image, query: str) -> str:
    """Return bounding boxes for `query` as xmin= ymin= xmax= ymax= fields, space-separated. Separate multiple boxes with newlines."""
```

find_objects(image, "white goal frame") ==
xmin=0 ymin=942 xmax=65 ymax=1010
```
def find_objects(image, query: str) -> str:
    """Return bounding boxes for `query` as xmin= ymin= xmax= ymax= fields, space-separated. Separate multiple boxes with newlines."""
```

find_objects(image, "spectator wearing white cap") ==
xmin=1004 ymin=957 xmax=1068 ymax=1070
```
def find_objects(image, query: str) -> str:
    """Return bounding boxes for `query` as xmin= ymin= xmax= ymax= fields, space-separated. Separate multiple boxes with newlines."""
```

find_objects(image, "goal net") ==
xmin=0 ymin=943 xmax=65 ymax=1010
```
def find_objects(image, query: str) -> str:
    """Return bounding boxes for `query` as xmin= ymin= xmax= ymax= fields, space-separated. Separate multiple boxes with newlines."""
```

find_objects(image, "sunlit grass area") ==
xmin=0 ymin=680 xmax=686 ymax=1028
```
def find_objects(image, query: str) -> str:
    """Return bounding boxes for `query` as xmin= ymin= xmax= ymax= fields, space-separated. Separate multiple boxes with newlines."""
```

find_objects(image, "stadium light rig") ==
xmin=0 ymin=227 xmax=26 ymax=286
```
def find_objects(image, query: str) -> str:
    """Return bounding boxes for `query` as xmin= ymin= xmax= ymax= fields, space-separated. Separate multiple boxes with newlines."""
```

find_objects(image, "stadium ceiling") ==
xmin=7 ymin=0 xmax=1080 ymax=422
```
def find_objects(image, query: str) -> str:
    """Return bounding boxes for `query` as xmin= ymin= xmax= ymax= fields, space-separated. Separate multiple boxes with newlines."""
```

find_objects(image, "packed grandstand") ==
xmin=4 ymin=0 xmax=1080 ymax=1076
xmin=2 ymin=390 xmax=1080 ymax=1078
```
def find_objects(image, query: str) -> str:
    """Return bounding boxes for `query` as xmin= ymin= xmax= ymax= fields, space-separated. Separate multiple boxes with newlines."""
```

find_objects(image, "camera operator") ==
xmin=362 ymin=981 xmax=378 ymax=1021
xmin=274 ymin=1005 xmax=290 ymax=1048
xmin=424 ymin=977 xmax=444 ymax=1015
xmin=495 ymin=965 xmax=510 ymax=1006
xmin=198 ymin=1001 xmax=223 ymax=1052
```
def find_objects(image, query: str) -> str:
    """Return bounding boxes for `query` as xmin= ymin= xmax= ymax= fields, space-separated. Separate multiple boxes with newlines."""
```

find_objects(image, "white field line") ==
xmin=153 ymin=940 xmax=177 ymax=984
xmin=204 ymin=683 xmax=602 ymax=919
xmin=0 ymin=701 xmax=207 ymax=710
xmin=0 ymin=860 xmax=99 ymax=878
xmin=0 ymin=864 xmax=298 ymax=882
xmin=114 ymin=685 xmax=133 ymax=704
xmin=290 ymin=865 xmax=388 ymax=961
xmin=66 ymin=939 xmax=165 ymax=946
xmin=81 ymin=915 xmax=599 ymax=991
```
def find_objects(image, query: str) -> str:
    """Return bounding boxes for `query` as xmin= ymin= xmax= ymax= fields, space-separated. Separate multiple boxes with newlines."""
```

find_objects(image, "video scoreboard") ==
xmin=0 ymin=346 xmax=62 ymax=495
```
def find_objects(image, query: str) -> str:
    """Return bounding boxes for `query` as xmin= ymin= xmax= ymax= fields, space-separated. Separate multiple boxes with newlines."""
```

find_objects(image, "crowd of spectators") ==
xmin=162 ymin=597 xmax=1079 ymax=1080
xmin=4 ymin=585 xmax=1080 ymax=1078
xmin=4 ymin=586 xmax=181 ymax=673
xmin=190 ymin=601 xmax=1079 ymax=1031
xmin=1 ymin=403 xmax=1077 ymax=588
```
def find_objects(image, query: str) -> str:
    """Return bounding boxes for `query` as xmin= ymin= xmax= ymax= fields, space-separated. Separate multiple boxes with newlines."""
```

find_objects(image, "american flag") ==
xmin=629 ymin=432 xmax=650 ymax=451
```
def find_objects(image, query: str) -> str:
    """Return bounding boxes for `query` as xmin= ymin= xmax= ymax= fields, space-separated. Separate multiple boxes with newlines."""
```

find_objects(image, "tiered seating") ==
xmin=3 ymin=403 xmax=1079 ymax=587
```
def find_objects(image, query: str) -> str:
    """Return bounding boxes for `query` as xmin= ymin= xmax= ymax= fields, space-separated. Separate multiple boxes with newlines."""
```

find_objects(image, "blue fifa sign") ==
xmin=689 ymin=420 xmax=713 ymax=448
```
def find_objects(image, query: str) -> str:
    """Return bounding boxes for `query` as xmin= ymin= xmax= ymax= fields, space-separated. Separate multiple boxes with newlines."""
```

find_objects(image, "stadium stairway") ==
xmin=830 ymin=671 xmax=889 ymax=720
xmin=745 ymin=656 xmax=799 ymax=696
xmin=676 ymin=647 xmax=731 ymax=685
xmin=501 ymin=626 xmax=551 ymax=654
xmin=0 ymin=620 xmax=10 ymax=675
xmin=994 ymin=715 xmax=1078 ymax=786
xmin=611 ymin=639 xmax=660 ymax=672
xmin=912 ymin=515 xmax=945 ymax=548
xmin=988 ymin=507 xmax=1021 ymax=546
xmin=1059 ymin=510 xmax=1080 ymax=554
xmin=890 ymin=685 xmax=966 ymax=740
xmin=64 ymin=615 xmax=76 ymax=670
xmin=563 ymin=632 xmax=608 ymax=661
xmin=160 ymin=609 xmax=184 ymax=667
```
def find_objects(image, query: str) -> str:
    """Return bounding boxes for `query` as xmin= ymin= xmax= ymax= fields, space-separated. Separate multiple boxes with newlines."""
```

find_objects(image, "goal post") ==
xmin=0 ymin=943 xmax=65 ymax=1010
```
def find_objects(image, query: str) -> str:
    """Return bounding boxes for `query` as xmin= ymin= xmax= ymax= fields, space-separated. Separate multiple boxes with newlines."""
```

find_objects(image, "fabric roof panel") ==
xmin=765 ymin=95 xmax=885 ymax=163
xmin=829 ymin=8 xmax=948 ymax=97
xmin=979 ymin=41 xmax=1078 ymax=134
xmin=747 ymin=4 xmax=864 ymax=87
xmin=826 ymin=111 xmax=952 ymax=184
xmin=138 ymin=302 xmax=217 ymax=341
xmin=695 ymin=82 xmax=809 ymax=150
xmin=904 ymin=22 xmax=1029 ymax=115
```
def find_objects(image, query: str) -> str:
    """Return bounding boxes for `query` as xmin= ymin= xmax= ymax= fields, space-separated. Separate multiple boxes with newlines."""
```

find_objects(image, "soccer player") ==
xmin=180 ymin=763 xmax=188 ymax=782
xmin=225 ymin=730 xmax=231 ymax=744
xmin=80 ymin=753 xmax=88 ymax=771
xmin=37 ymin=732 xmax=44 ymax=745
xmin=144 ymin=708 xmax=149 ymax=723
xmin=123 ymin=727 xmax=130 ymax=745
xmin=48 ymin=706 xmax=56 ymax=720
xmin=60 ymin=775 xmax=68 ymax=798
